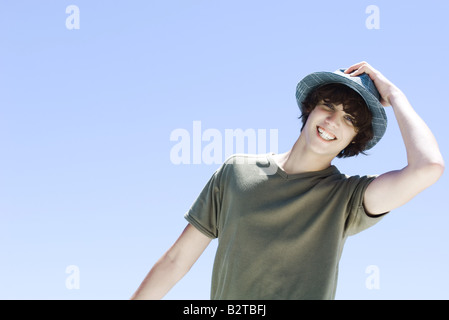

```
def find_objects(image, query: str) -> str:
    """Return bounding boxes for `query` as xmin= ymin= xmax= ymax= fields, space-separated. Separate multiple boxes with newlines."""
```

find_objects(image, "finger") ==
xmin=344 ymin=61 xmax=368 ymax=74
xmin=351 ymin=64 xmax=378 ymax=79
xmin=349 ymin=65 xmax=369 ymax=77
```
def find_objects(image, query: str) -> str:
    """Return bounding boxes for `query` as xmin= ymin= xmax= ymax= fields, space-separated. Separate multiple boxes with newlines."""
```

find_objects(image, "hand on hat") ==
xmin=344 ymin=61 xmax=403 ymax=107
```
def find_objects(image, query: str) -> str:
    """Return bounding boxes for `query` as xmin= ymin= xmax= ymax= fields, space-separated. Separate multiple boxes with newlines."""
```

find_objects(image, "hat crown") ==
xmin=336 ymin=68 xmax=381 ymax=101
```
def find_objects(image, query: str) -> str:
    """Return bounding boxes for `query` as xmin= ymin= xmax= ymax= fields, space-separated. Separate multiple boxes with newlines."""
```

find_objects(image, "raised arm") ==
xmin=345 ymin=62 xmax=444 ymax=215
xmin=131 ymin=223 xmax=212 ymax=300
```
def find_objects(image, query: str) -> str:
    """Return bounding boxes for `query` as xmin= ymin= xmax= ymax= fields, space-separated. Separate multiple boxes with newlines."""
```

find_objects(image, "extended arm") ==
xmin=346 ymin=62 xmax=444 ymax=215
xmin=131 ymin=223 xmax=212 ymax=300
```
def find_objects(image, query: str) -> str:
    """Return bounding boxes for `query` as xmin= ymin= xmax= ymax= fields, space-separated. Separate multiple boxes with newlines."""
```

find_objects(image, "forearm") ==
xmin=347 ymin=61 xmax=444 ymax=172
xmin=130 ymin=224 xmax=212 ymax=300
xmin=389 ymin=90 xmax=444 ymax=177
xmin=350 ymin=61 xmax=444 ymax=214
xmin=131 ymin=253 xmax=188 ymax=300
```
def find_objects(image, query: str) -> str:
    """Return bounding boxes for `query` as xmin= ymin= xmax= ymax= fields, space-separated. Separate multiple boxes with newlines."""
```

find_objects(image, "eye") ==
xmin=323 ymin=103 xmax=334 ymax=110
xmin=344 ymin=115 xmax=356 ymax=125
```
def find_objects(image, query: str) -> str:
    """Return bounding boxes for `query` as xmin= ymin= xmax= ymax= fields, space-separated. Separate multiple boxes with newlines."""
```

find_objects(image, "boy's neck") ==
xmin=273 ymin=135 xmax=335 ymax=174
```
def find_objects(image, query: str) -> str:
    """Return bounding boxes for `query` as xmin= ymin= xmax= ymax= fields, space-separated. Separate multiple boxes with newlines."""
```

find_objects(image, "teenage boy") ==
xmin=131 ymin=62 xmax=444 ymax=300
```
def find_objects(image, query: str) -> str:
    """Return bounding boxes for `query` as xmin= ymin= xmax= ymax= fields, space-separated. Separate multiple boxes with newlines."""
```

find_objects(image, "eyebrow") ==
xmin=324 ymin=101 xmax=359 ymax=125
xmin=323 ymin=101 xmax=355 ymax=115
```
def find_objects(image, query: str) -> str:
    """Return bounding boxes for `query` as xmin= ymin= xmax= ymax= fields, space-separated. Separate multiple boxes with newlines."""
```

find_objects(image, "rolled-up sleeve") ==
xmin=184 ymin=169 xmax=222 ymax=239
xmin=344 ymin=175 xmax=388 ymax=236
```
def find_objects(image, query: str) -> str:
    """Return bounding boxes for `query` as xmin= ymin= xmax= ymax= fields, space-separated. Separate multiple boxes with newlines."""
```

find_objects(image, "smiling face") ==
xmin=303 ymin=101 xmax=358 ymax=158
xmin=300 ymin=83 xmax=374 ymax=158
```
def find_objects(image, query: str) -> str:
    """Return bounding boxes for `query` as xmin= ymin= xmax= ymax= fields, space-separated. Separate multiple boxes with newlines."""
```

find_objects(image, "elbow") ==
xmin=430 ymin=152 xmax=445 ymax=180
xmin=431 ymin=160 xmax=445 ymax=181
xmin=415 ymin=160 xmax=445 ymax=187
xmin=409 ymin=148 xmax=445 ymax=185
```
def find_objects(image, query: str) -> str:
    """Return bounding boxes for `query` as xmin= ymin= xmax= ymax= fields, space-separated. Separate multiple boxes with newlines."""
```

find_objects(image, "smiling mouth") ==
xmin=317 ymin=126 xmax=337 ymax=141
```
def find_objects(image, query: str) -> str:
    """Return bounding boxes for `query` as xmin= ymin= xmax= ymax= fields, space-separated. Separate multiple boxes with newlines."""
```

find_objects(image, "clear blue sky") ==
xmin=1 ymin=0 xmax=448 ymax=299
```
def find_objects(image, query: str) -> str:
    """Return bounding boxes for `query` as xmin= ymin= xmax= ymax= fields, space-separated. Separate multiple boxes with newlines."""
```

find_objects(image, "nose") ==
xmin=325 ymin=112 xmax=341 ymax=128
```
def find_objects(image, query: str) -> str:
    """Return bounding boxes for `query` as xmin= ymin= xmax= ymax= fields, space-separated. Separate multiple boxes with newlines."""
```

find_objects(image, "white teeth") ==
xmin=317 ymin=127 xmax=336 ymax=141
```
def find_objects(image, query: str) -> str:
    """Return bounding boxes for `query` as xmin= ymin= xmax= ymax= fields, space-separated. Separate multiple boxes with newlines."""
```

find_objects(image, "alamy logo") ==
xmin=366 ymin=5 xmax=380 ymax=30
xmin=169 ymin=121 xmax=279 ymax=166
xmin=65 ymin=265 xmax=80 ymax=290
xmin=365 ymin=265 xmax=380 ymax=290
xmin=66 ymin=5 xmax=80 ymax=30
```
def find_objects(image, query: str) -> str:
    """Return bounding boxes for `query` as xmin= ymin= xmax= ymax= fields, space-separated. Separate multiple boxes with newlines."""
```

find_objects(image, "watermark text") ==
xmin=170 ymin=121 xmax=278 ymax=165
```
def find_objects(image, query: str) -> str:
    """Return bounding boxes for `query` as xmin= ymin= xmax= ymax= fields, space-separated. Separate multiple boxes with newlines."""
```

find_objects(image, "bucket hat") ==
xmin=295 ymin=68 xmax=387 ymax=150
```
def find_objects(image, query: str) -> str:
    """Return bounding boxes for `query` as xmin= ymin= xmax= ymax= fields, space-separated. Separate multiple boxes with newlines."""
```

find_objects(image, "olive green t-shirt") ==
xmin=184 ymin=153 xmax=386 ymax=300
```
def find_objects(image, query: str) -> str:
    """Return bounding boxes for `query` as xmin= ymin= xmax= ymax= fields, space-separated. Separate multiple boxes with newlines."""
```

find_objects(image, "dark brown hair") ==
xmin=300 ymin=83 xmax=374 ymax=158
